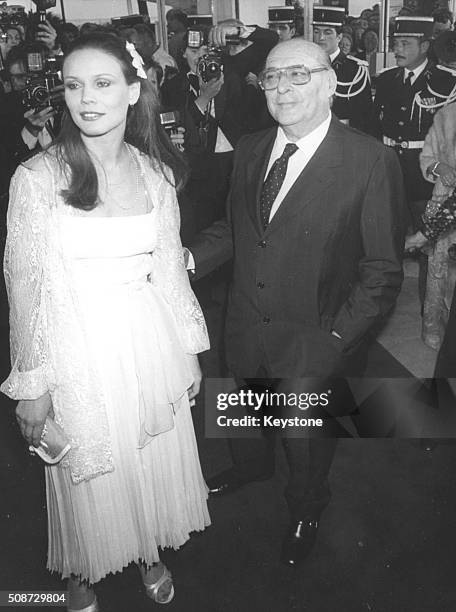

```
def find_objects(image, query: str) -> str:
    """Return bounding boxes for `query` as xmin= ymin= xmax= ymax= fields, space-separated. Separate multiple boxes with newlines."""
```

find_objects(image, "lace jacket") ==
xmin=1 ymin=147 xmax=209 ymax=483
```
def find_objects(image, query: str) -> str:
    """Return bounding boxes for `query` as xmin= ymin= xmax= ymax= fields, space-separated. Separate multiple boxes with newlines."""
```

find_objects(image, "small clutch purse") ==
xmin=29 ymin=417 xmax=71 ymax=464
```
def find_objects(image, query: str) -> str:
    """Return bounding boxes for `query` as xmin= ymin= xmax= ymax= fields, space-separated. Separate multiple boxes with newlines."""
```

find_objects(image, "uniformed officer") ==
xmin=313 ymin=5 xmax=372 ymax=132
xmin=372 ymin=16 xmax=456 ymax=228
xmin=268 ymin=6 xmax=296 ymax=42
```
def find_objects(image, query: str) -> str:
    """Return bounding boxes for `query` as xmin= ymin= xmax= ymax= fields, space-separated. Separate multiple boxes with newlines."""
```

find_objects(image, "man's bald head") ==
xmin=262 ymin=38 xmax=336 ymax=141
xmin=266 ymin=38 xmax=331 ymax=70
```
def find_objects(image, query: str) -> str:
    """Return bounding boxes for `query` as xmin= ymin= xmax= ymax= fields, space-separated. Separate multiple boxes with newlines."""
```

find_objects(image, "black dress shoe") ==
xmin=206 ymin=468 xmax=273 ymax=496
xmin=281 ymin=519 xmax=320 ymax=567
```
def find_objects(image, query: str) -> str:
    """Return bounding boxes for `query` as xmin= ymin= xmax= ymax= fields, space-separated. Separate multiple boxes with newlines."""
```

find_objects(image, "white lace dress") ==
xmin=1 ymin=149 xmax=210 ymax=584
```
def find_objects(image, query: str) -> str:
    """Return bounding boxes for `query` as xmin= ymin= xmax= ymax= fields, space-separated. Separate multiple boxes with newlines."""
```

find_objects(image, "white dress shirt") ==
xmin=266 ymin=113 xmax=332 ymax=221
xmin=404 ymin=59 xmax=428 ymax=85
xmin=329 ymin=48 xmax=340 ymax=63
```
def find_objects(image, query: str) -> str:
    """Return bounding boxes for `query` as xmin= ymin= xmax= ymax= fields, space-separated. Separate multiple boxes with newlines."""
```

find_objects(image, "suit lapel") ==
xmin=264 ymin=117 xmax=344 ymax=234
xmin=244 ymin=128 xmax=277 ymax=231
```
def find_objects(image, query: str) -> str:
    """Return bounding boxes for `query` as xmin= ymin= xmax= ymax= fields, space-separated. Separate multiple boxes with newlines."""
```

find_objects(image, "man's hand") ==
xmin=245 ymin=72 xmax=259 ymax=88
xmin=186 ymin=354 xmax=202 ymax=402
xmin=35 ymin=20 xmax=58 ymax=53
xmin=16 ymin=392 xmax=53 ymax=448
xmin=24 ymin=106 xmax=55 ymax=135
xmin=197 ymin=73 xmax=224 ymax=109
xmin=209 ymin=24 xmax=240 ymax=47
xmin=170 ymin=126 xmax=185 ymax=151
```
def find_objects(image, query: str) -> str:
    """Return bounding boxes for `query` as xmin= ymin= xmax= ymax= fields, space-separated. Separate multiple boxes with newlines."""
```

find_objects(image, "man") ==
xmin=0 ymin=49 xmax=58 ymax=197
xmin=312 ymin=5 xmax=372 ymax=132
xmin=372 ymin=16 xmax=456 ymax=303
xmin=373 ymin=16 xmax=456 ymax=227
xmin=432 ymin=7 xmax=453 ymax=37
xmin=166 ymin=8 xmax=188 ymax=71
xmin=268 ymin=6 xmax=297 ymax=42
xmin=190 ymin=39 xmax=405 ymax=566
xmin=161 ymin=27 xmax=246 ymax=232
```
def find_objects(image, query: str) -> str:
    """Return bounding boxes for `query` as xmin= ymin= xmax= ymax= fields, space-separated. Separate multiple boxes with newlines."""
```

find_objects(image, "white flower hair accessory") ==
xmin=125 ymin=41 xmax=147 ymax=79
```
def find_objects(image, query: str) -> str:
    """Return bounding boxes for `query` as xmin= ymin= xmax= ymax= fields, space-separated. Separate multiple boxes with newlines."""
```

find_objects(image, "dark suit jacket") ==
xmin=192 ymin=116 xmax=406 ymax=378
xmin=331 ymin=52 xmax=372 ymax=133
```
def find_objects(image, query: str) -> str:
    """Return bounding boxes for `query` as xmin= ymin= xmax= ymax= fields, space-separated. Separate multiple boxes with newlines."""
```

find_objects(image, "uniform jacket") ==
xmin=372 ymin=61 xmax=456 ymax=143
xmin=331 ymin=51 xmax=372 ymax=133
xmin=371 ymin=61 xmax=456 ymax=216
xmin=191 ymin=116 xmax=406 ymax=378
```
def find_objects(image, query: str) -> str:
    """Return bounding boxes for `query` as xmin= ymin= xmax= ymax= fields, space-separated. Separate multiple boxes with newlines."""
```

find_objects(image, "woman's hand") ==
xmin=433 ymin=162 xmax=456 ymax=188
xmin=405 ymin=231 xmax=428 ymax=253
xmin=16 ymin=392 xmax=53 ymax=447
xmin=186 ymin=355 xmax=202 ymax=403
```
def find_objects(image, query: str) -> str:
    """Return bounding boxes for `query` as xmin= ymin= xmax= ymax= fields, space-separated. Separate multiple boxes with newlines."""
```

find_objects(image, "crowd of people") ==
xmin=1 ymin=2 xmax=456 ymax=611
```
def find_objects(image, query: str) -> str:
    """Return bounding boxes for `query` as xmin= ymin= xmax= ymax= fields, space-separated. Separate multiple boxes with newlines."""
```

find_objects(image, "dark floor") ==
xmin=1 ymin=282 xmax=456 ymax=612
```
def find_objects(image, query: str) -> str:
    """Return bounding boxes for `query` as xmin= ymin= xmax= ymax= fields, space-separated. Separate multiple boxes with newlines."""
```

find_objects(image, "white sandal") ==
xmin=143 ymin=564 xmax=175 ymax=605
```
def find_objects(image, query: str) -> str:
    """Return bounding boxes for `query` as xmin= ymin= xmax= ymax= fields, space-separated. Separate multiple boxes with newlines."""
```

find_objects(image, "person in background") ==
xmin=5 ymin=25 xmax=23 ymax=54
xmin=432 ymin=8 xmax=453 ymax=38
xmin=59 ymin=22 xmax=79 ymax=54
xmin=161 ymin=27 xmax=246 ymax=233
xmin=166 ymin=8 xmax=188 ymax=72
xmin=355 ymin=29 xmax=379 ymax=63
xmin=267 ymin=6 xmax=296 ymax=43
xmin=339 ymin=32 xmax=353 ymax=55
xmin=372 ymin=16 xmax=456 ymax=306
xmin=2 ymin=31 xmax=210 ymax=611
xmin=312 ymin=5 xmax=372 ymax=132
xmin=404 ymin=77 xmax=456 ymax=350
xmin=0 ymin=47 xmax=60 ymax=197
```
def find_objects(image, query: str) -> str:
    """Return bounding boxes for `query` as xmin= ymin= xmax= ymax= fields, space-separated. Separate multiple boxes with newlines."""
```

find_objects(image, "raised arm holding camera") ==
xmin=161 ymin=27 xmax=246 ymax=234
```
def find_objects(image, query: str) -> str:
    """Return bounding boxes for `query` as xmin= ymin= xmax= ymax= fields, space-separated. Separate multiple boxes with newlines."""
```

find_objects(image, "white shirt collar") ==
xmin=274 ymin=113 xmax=332 ymax=155
xmin=330 ymin=48 xmax=341 ymax=63
xmin=404 ymin=59 xmax=428 ymax=81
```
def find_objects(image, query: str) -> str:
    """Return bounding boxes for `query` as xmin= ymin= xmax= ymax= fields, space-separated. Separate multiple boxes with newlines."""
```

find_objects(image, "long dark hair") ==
xmin=53 ymin=31 xmax=188 ymax=210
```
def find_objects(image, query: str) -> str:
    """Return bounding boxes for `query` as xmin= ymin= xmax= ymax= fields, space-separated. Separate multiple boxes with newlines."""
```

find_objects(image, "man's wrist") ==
xmin=195 ymin=96 xmax=209 ymax=113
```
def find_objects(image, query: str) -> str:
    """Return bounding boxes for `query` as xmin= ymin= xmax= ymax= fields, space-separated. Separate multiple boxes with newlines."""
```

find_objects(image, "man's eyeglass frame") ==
xmin=258 ymin=65 xmax=329 ymax=91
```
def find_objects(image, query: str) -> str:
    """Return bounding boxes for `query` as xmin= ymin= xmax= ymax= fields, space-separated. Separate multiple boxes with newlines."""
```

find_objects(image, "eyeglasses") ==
xmin=258 ymin=65 xmax=329 ymax=90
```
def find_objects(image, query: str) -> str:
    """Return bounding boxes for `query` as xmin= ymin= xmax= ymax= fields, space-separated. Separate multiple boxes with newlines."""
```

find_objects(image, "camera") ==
xmin=0 ymin=4 xmax=27 ymax=29
xmin=160 ymin=111 xmax=181 ymax=133
xmin=225 ymin=28 xmax=241 ymax=45
xmin=197 ymin=46 xmax=223 ymax=83
xmin=22 ymin=57 xmax=63 ymax=112
xmin=31 ymin=0 xmax=57 ymax=23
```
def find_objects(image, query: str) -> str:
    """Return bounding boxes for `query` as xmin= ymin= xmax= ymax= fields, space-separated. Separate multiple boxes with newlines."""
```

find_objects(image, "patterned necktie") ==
xmin=260 ymin=143 xmax=298 ymax=230
xmin=404 ymin=70 xmax=414 ymax=89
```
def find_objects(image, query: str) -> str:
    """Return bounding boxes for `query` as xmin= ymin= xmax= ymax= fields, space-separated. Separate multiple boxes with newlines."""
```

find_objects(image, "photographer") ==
xmin=209 ymin=20 xmax=278 ymax=132
xmin=209 ymin=20 xmax=278 ymax=78
xmin=0 ymin=47 xmax=62 ymax=203
xmin=161 ymin=27 xmax=247 ymax=234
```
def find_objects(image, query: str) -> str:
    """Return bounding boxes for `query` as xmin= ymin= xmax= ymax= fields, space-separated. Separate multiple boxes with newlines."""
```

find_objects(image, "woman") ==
xmin=1 ymin=32 xmax=210 ymax=611
xmin=339 ymin=33 xmax=353 ymax=56
xmin=406 ymin=101 xmax=456 ymax=350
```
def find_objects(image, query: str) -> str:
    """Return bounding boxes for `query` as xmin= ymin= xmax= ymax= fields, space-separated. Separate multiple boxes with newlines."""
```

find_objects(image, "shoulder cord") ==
xmin=411 ymin=81 xmax=456 ymax=131
xmin=335 ymin=64 xmax=370 ymax=99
